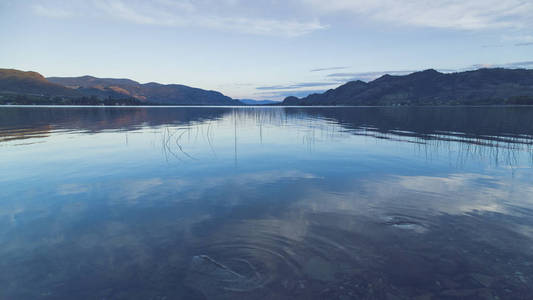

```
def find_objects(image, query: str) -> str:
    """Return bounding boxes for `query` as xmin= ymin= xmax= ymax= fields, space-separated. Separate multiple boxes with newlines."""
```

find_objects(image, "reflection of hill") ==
xmin=0 ymin=126 xmax=52 ymax=143
xmin=2 ymin=107 xmax=532 ymax=166
xmin=0 ymin=107 xmax=231 ymax=134
xmin=286 ymin=107 xmax=533 ymax=147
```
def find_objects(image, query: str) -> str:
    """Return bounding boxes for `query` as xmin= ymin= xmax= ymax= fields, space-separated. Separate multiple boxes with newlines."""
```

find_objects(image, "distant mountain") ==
xmin=239 ymin=99 xmax=279 ymax=105
xmin=283 ymin=68 xmax=533 ymax=106
xmin=47 ymin=75 xmax=240 ymax=105
xmin=46 ymin=75 xmax=140 ymax=89
xmin=0 ymin=69 xmax=241 ymax=105
xmin=0 ymin=69 xmax=78 ymax=97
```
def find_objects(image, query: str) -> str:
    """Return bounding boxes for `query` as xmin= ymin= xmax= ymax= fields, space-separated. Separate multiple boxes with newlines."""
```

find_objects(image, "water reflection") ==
xmin=1 ymin=106 xmax=533 ymax=299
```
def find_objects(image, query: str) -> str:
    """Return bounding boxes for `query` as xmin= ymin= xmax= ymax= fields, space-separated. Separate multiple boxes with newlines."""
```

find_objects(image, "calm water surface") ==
xmin=1 ymin=106 xmax=533 ymax=299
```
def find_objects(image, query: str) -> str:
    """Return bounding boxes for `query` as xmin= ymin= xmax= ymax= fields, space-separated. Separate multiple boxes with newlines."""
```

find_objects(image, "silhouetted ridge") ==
xmin=283 ymin=68 xmax=533 ymax=106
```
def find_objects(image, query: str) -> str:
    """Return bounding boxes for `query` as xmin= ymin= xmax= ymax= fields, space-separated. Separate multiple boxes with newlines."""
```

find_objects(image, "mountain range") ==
xmin=283 ymin=68 xmax=533 ymax=106
xmin=2 ymin=68 xmax=533 ymax=106
xmin=239 ymin=99 xmax=279 ymax=105
xmin=0 ymin=69 xmax=240 ymax=105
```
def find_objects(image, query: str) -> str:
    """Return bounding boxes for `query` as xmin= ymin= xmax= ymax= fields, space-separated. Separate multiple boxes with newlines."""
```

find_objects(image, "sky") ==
xmin=1 ymin=0 xmax=533 ymax=100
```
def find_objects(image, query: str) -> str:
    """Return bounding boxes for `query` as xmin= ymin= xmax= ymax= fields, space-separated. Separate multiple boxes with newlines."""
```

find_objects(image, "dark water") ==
xmin=1 ymin=106 xmax=533 ymax=300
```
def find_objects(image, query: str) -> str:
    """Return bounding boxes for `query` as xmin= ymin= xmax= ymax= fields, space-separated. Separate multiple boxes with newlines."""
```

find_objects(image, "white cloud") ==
xmin=323 ymin=61 xmax=533 ymax=83
xmin=327 ymin=70 xmax=416 ymax=82
xmin=57 ymin=183 xmax=89 ymax=195
xmin=31 ymin=0 xmax=326 ymax=37
xmin=302 ymin=0 xmax=533 ymax=30
xmin=503 ymin=34 xmax=533 ymax=46
xmin=297 ymin=172 xmax=532 ymax=218
xmin=32 ymin=4 xmax=73 ymax=18
xmin=94 ymin=0 xmax=160 ymax=25
xmin=470 ymin=61 xmax=533 ymax=69
xmin=29 ymin=0 xmax=533 ymax=36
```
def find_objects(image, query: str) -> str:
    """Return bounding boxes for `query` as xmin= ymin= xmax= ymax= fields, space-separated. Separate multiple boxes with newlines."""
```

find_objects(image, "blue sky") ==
xmin=1 ymin=0 xmax=532 ymax=100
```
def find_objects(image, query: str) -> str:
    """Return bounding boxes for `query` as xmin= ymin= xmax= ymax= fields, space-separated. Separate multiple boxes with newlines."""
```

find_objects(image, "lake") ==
xmin=1 ymin=106 xmax=533 ymax=299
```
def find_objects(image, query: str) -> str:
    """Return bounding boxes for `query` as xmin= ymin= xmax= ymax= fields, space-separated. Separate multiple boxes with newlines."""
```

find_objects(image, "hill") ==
xmin=0 ymin=69 xmax=78 ymax=97
xmin=283 ymin=68 xmax=533 ymax=106
xmin=47 ymin=76 xmax=239 ymax=105
xmin=0 ymin=69 xmax=240 ymax=105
